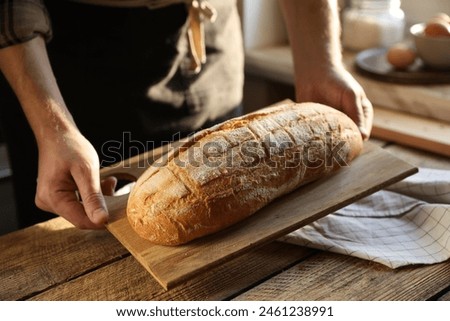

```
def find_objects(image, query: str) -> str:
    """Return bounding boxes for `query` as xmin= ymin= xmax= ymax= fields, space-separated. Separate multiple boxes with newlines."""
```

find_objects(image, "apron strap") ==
xmin=186 ymin=0 xmax=217 ymax=73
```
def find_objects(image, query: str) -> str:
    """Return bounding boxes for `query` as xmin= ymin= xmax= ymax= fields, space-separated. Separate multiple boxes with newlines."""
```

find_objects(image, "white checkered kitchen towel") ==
xmin=280 ymin=168 xmax=450 ymax=268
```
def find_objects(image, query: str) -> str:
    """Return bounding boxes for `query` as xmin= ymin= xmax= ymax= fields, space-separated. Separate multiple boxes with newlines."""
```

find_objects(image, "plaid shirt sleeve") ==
xmin=0 ymin=0 xmax=52 ymax=48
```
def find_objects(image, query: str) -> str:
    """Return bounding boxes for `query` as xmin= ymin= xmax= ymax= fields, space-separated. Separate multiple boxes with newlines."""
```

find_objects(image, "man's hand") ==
xmin=294 ymin=65 xmax=373 ymax=139
xmin=278 ymin=0 xmax=373 ymax=140
xmin=35 ymin=129 xmax=111 ymax=229
xmin=0 ymin=36 xmax=118 ymax=229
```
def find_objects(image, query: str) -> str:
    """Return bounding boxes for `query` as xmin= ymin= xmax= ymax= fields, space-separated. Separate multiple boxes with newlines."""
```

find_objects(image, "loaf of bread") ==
xmin=127 ymin=102 xmax=363 ymax=245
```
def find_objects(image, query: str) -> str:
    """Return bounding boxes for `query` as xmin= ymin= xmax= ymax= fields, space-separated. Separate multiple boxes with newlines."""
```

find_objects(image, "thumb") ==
xmin=73 ymin=168 xmax=109 ymax=226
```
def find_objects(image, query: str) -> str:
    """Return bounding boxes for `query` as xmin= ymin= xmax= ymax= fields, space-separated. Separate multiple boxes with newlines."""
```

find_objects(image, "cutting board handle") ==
xmin=100 ymin=140 xmax=185 ymax=180
xmin=100 ymin=140 xmax=186 ymax=222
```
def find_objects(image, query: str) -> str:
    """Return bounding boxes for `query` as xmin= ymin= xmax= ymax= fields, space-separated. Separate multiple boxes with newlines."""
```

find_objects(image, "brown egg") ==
xmin=386 ymin=44 xmax=417 ymax=70
xmin=424 ymin=20 xmax=450 ymax=37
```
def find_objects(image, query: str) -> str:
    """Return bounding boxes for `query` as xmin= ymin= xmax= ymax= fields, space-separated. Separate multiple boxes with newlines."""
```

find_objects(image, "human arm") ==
xmin=0 ymin=36 xmax=110 ymax=229
xmin=278 ymin=0 xmax=373 ymax=139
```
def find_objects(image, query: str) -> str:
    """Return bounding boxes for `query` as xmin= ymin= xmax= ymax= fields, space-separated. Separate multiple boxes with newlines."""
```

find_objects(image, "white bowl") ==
xmin=410 ymin=23 xmax=450 ymax=69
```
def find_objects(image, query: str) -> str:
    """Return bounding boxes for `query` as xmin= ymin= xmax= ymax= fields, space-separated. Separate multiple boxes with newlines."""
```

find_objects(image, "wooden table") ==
xmin=1 ymin=139 xmax=449 ymax=301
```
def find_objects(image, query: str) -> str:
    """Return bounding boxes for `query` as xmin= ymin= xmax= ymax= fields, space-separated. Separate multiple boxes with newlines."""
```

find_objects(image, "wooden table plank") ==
xmin=29 ymin=242 xmax=313 ymax=301
xmin=0 ymin=218 xmax=128 ymax=301
xmin=234 ymin=251 xmax=450 ymax=301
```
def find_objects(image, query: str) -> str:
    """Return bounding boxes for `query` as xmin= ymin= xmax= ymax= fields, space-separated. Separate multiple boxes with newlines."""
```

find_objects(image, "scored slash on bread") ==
xmin=127 ymin=102 xmax=363 ymax=245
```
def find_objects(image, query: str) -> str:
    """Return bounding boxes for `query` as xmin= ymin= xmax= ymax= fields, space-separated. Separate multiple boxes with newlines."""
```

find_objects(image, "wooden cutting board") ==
xmin=372 ymin=106 xmax=450 ymax=157
xmin=101 ymin=139 xmax=417 ymax=290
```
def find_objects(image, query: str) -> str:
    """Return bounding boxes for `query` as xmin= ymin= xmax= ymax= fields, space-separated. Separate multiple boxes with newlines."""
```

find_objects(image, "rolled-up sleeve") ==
xmin=0 ymin=0 xmax=52 ymax=48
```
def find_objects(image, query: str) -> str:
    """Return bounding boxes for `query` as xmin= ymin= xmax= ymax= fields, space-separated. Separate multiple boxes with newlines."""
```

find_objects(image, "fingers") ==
xmin=72 ymin=165 xmax=109 ymax=226
xmin=35 ymin=185 xmax=106 ymax=229
xmin=35 ymin=165 xmax=110 ymax=229
xmin=34 ymin=131 xmax=111 ymax=229
xmin=350 ymin=94 xmax=373 ymax=141
xmin=340 ymin=88 xmax=373 ymax=141
xmin=294 ymin=70 xmax=374 ymax=140
xmin=360 ymin=96 xmax=374 ymax=140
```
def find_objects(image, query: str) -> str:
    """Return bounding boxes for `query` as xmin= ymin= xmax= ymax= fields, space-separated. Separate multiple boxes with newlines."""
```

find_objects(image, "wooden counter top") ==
xmin=1 ymin=140 xmax=449 ymax=301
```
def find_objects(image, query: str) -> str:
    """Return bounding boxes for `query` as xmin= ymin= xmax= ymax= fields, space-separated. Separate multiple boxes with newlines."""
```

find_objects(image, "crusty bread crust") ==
xmin=127 ymin=103 xmax=363 ymax=245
